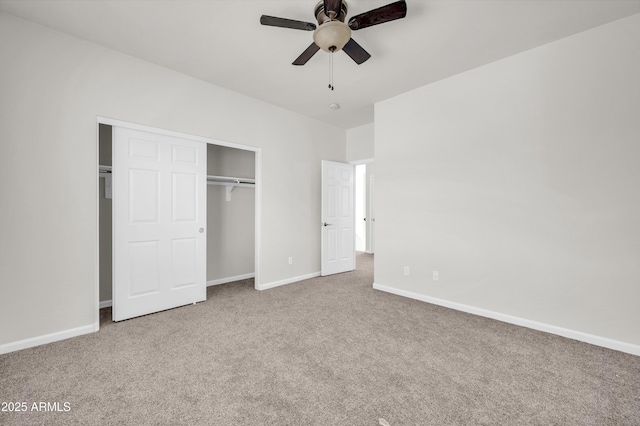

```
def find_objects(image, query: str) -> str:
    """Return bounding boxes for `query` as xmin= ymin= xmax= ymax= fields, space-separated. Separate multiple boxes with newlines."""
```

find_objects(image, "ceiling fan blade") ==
xmin=342 ymin=38 xmax=371 ymax=65
xmin=323 ymin=0 xmax=343 ymax=19
xmin=260 ymin=15 xmax=316 ymax=31
xmin=293 ymin=43 xmax=321 ymax=66
xmin=348 ymin=0 xmax=407 ymax=30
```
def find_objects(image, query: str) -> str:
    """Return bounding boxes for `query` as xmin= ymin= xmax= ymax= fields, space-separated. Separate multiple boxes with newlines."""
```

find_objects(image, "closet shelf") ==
xmin=207 ymin=175 xmax=255 ymax=201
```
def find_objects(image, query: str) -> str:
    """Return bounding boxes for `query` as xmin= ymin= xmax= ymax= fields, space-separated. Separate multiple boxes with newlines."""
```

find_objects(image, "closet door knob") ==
xmin=199 ymin=228 xmax=205 ymax=233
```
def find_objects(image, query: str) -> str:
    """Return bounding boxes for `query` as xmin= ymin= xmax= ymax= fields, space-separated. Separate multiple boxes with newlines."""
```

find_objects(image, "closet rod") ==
xmin=207 ymin=175 xmax=255 ymax=185
xmin=206 ymin=175 xmax=254 ymax=201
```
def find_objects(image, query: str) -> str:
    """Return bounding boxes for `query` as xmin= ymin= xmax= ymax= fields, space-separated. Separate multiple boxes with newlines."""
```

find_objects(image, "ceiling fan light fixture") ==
xmin=261 ymin=0 xmax=406 ymax=67
xmin=313 ymin=20 xmax=351 ymax=52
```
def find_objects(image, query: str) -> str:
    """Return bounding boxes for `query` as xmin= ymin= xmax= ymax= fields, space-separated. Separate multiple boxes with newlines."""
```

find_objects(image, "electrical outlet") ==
xmin=404 ymin=266 xmax=410 ymax=276
xmin=433 ymin=271 xmax=439 ymax=281
xmin=288 ymin=257 xmax=293 ymax=265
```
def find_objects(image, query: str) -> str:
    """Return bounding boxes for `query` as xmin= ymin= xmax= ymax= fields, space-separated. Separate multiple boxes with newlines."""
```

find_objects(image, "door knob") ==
xmin=199 ymin=228 xmax=205 ymax=233
xmin=323 ymin=222 xmax=332 ymax=227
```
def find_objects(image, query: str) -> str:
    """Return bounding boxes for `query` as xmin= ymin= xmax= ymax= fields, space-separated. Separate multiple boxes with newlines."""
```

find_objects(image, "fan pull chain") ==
xmin=328 ymin=48 xmax=335 ymax=91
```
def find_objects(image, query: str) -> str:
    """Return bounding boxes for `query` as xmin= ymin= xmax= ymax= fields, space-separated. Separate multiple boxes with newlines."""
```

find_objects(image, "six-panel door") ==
xmin=321 ymin=160 xmax=355 ymax=276
xmin=112 ymin=127 xmax=206 ymax=321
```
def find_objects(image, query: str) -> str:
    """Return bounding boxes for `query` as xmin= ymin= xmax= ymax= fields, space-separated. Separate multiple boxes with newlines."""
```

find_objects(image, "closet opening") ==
xmin=97 ymin=120 xmax=259 ymax=323
xmin=205 ymin=144 xmax=256 ymax=287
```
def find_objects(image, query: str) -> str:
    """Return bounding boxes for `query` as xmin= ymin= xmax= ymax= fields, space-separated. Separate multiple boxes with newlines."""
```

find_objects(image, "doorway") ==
xmin=355 ymin=164 xmax=366 ymax=252
xmin=351 ymin=160 xmax=375 ymax=255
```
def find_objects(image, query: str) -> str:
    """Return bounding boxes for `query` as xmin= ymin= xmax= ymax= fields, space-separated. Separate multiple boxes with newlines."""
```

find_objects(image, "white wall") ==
xmin=346 ymin=123 xmax=374 ymax=162
xmin=375 ymin=14 xmax=640 ymax=351
xmin=0 ymin=13 xmax=345 ymax=350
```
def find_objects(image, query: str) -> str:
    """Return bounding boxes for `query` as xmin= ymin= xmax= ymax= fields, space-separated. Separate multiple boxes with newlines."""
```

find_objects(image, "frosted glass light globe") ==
xmin=313 ymin=21 xmax=351 ymax=52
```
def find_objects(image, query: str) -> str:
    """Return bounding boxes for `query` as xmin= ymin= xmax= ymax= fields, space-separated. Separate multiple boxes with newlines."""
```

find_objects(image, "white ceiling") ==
xmin=1 ymin=0 xmax=638 ymax=129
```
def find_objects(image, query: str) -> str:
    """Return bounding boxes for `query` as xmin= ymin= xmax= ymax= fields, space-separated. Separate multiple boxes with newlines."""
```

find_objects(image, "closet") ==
xmin=98 ymin=124 xmax=256 ymax=315
xmin=98 ymin=124 xmax=113 ymax=307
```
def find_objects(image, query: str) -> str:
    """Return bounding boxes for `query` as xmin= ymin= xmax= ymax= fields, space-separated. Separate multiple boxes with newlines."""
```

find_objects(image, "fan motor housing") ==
xmin=313 ymin=1 xmax=351 ymax=52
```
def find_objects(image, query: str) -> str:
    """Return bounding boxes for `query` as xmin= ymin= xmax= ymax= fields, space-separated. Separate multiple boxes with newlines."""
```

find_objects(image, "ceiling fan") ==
xmin=260 ymin=0 xmax=408 ymax=66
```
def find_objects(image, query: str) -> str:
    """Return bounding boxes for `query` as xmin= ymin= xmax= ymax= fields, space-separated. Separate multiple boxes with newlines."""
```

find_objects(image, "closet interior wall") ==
xmin=98 ymin=127 xmax=256 ymax=307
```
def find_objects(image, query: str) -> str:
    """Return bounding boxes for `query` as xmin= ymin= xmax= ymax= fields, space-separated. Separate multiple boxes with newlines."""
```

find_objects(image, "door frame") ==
xmin=96 ymin=117 xmax=261 ymax=328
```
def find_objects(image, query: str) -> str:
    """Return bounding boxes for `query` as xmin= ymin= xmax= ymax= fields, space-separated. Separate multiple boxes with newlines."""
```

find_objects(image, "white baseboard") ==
xmin=99 ymin=300 xmax=112 ymax=308
xmin=0 ymin=323 xmax=99 ymax=355
xmin=257 ymin=272 xmax=321 ymax=291
xmin=207 ymin=273 xmax=255 ymax=287
xmin=372 ymin=282 xmax=640 ymax=357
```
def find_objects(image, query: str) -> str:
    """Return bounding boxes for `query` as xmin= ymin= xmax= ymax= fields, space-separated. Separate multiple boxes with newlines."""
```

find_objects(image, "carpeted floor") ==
xmin=1 ymin=252 xmax=639 ymax=425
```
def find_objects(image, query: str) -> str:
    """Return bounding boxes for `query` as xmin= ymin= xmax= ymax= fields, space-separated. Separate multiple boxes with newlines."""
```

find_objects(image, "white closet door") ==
xmin=113 ymin=127 xmax=206 ymax=321
xmin=321 ymin=160 xmax=355 ymax=276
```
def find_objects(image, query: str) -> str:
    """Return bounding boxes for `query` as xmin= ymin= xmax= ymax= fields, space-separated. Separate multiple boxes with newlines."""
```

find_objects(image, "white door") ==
xmin=113 ymin=127 xmax=207 ymax=321
xmin=321 ymin=160 xmax=355 ymax=276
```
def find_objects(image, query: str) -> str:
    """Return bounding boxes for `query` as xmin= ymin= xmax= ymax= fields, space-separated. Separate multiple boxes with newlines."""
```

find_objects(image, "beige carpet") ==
xmin=1 ymin=252 xmax=639 ymax=425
